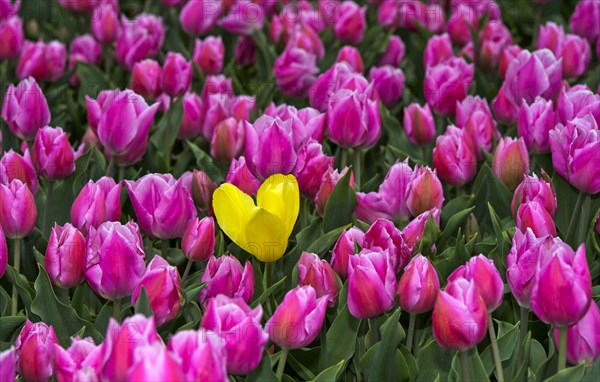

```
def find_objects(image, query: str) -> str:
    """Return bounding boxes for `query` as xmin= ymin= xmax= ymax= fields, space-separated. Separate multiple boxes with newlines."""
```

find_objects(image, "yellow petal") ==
xmin=257 ymin=174 xmax=300 ymax=238
xmin=212 ymin=183 xmax=257 ymax=246
xmin=244 ymin=208 xmax=288 ymax=262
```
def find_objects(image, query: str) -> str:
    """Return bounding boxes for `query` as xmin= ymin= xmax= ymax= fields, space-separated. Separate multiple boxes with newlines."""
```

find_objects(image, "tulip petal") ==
xmin=212 ymin=183 xmax=256 ymax=247
xmin=244 ymin=208 xmax=288 ymax=262
xmin=256 ymin=174 xmax=300 ymax=238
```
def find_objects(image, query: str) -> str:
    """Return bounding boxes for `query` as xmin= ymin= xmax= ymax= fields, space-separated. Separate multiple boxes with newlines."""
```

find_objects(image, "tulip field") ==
xmin=2 ymin=0 xmax=600 ymax=381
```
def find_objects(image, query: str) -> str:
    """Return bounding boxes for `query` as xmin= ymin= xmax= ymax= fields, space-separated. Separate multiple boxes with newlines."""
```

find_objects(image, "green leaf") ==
xmin=543 ymin=364 xmax=585 ymax=382
xmin=247 ymin=351 xmax=278 ymax=382
xmin=439 ymin=206 xmax=476 ymax=244
xmin=323 ymin=169 xmax=358 ymax=232
xmin=326 ymin=305 xmax=361 ymax=367
xmin=449 ymin=348 xmax=490 ymax=382
xmin=30 ymin=264 xmax=102 ymax=346
xmin=151 ymin=97 xmax=184 ymax=169
xmin=416 ymin=340 xmax=455 ymax=382
xmin=76 ymin=61 xmax=112 ymax=98
xmin=306 ymin=226 xmax=349 ymax=256
xmin=0 ymin=316 xmax=26 ymax=342
xmin=310 ymin=360 xmax=345 ymax=382
xmin=4 ymin=265 xmax=35 ymax=314
xmin=481 ymin=320 xmax=519 ymax=376
xmin=134 ymin=287 xmax=153 ymax=318
xmin=251 ymin=276 xmax=287 ymax=308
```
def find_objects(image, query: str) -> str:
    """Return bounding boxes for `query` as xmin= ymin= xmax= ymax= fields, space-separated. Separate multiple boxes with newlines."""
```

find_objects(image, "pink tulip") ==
xmin=0 ymin=347 xmax=16 ymax=382
xmin=556 ymin=85 xmax=600 ymax=125
xmin=44 ymin=223 xmax=86 ymax=288
xmin=423 ymin=33 xmax=453 ymax=68
xmin=479 ymin=21 xmax=513 ymax=69
xmin=190 ymin=170 xmax=216 ymax=212
xmin=58 ymin=0 xmax=98 ymax=12
xmin=432 ymin=278 xmax=488 ymax=350
xmin=569 ymin=0 xmax=600 ymax=43
xmin=537 ymin=22 xmax=565 ymax=58
xmin=553 ymin=302 xmax=600 ymax=365
xmin=378 ymin=35 xmax=405 ymax=67
xmin=219 ymin=0 xmax=265 ymax=34
xmin=235 ymin=35 xmax=257 ymax=66
xmin=309 ymin=62 xmax=363 ymax=111
xmin=2 ymin=77 xmax=50 ymax=140
xmin=333 ymin=1 xmax=366 ymax=44
xmin=273 ymin=46 xmax=318 ymax=98
xmin=198 ymin=255 xmax=254 ymax=307
xmin=210 ymin=117 xmax=245 ymax=162
xmin=127 ymin=343 xmax=186 ymax=381
xmin=98 ymin=315 xmax=161 ymax=381
xmin=448 ymin=255 xmax=504 ymax=312
xmin=201 ymin=295 xmax=268 ymax=375
xmin=492 ymin=137 xmax=530 ymax=190
xmin=286 ymin=23 xmax=325 ymax=60
xmin=424 ymin=58 xmax=474 ymax=117
xmin=160 ymin=52 xmax=191 ymax=97
xmin=447 ymin=4 xmax=478 ymax=45
xmin=0 ymin=179 xmax=37 ymax=239
xmin=492 ymin=84 xmax=520 ymax=124
xmin=177 ymin=92 xmax=204 ymax=139
xmin=168 ymin=330 xmax=228 ymax=382
xmin=298 ymin=252 xmax=339 ymax=307
xmin=347 ymin=249 xmax=397 ymax=318
xmin=517 ymin=97 xmax=555 ymax=154
xmin=549 ymin=114 xmax=600 ymax=194
xmin=182 ymin=217 xmax=215 ymax=262
xmin=266 ymin=286 xmax=328 ymax=348
xmin=293 ymin=140 xmax=334 ymax=199
xmin=53 ymin=336 xmax=101 ymax=382
xmin=506 ymin=228 xmax=546 ymax=308
xmin=403 ymin=103 xmax=436 ymax=146
xmin=355 ymin=160 xmax=412 ymax=224
xmin=405 ymin=166 xmax=444 ymax=217
xmin=327 ymin=89 xmax=381 ymax=149
xmin=91 ymin=0 xmax=120 ymax=44
xmin=0 ymin=0 xmax=20 ymax=21
xmin=116 ymin=14 xmax=165 ymax=70
xmin=226 ymin=156 xmax=262 ymax=196
xmin=84 ymin=221 xmax=146 ymax=300
xmin=433 ymin=125 xmax=477 ymax=187
xmin=315 ymin=166 xmax=353 ymax=216
xmin=0 ymin=149 xmax=38 ymax=194
xmin=516 ymin=201 xmax=557 ymax=238
xmin=456 ymin=96 xmax=497 ymax=160
xmin=0 ymin=16 xmax=23 ymax=60
xmin=32 ymin=126 xmax=75 ymax=180
xmin=512 ymin=172 xmax=557 ymax=218
xmin=504 ymin=49 xmax=563 ymax=105
xmin=263 ymin=104 xmax=314 ymax=146
xmin=499 ymin=44 xmax=522 ymax=79
xmin=180 ymin=1 xmax=222 ymax=35
xmin=336 ymin=46 xmax=364 ymax=73
xmin=132 ymin=256 xmax=184 ymax=326
xmin=531 ymin=240 xmax=592 ymax=326
xmin=331 ymin=227 xmax=364 ymax=280
xmin=193 ymin=36 xmax=224 ymax=75
xmin=16 ymin=321 xmax=58 ymax=382
xmin=17 ymin=40 xmax=66 ymax=82
xmin=402 ymin=208 xmax=441 ymax=252
xmin=369 ymin=65 xmax=405 ymax=107
xmin=397 ymin=254 xmax=440 ymax=313
xmin=562 ymin=34 xmax=591 ymax=78
xmin=131 ymin=59 xmax=162 ymax=101
xmin=71 ymin=177 xmax=121 ymax=235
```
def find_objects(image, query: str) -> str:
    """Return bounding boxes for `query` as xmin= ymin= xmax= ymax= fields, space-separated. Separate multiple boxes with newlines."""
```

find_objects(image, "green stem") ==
xmin=11 ymin=239 xmax=21 ymax=316
xmin=368 ymin=317 xmax=379 ymax=346
xmin=319 ymin=323 xmax=328 ymax=370
xmin=181 ymin=259 xmax=193 ymax=285
xmin=566 ymin=191 xmax=586 ymax=245
xmin=460 ymin=350 xmax=471 ymax=382
xmin=518 ymin=307 xmax=529 ymax=358
xmin=42 ymin=181 xmax=54 ymax=237
xmin=407 ymin=313 xmax=416 ymax=352
xmin=340 ymin=149 xmax=348 ymax=169
xmin=106 ymin=155 xmax=116 ymax=177
xmin=576 ymin=193 xmax=592 ymax=246
xmin=117 ymin=165 xmax=125 ymax=182
xmin=276 ymin=348 xmax=289 ymax=381
xmin=161 ymin=239 xmax=170 ymax=257
xmin=301 ymin=198 xmax=309 ymax=228
xmin=558 ymin=326 xmax=567 ymax=371
xmin=113 ymin=298 xmax=121 ymax=321
xmin=354 ymin=149 xmax=361 ymax=191
xmin=488 ymin=313 xmax=505 ymax=382
xmin=57 ymin=287 xmax=69 ymax=303
xmin=263 ymin=262 xmax=273 ymax=289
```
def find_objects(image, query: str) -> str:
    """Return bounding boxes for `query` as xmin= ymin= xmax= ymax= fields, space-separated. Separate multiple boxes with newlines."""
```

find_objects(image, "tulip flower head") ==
xmin=213 ymin=174 xmax=300 ymax=262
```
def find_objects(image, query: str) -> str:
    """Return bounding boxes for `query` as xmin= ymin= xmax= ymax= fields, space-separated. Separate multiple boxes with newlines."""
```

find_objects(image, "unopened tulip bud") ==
xmin=403 ymin=103 xmax=436 ymax=146
xmin=17 ymin=40 xmax=66 ymax=82
xmin=0 ymin=179 xmax=37 ymax=239
xmin=336 ymin=46 xmax=364 ymax=73
xmin=0 ymin=149 xmax=39 ymax=194
xmin=492 ymin=137 xmax=530 ymax=190
xmin=512 ymin=172 xmax=557 ymax=218
xmin=131 ymin=59 xmax=162 ymax=101
xmin=45 ymin=223 xmax=86 ymax=288
xmin=33 ymin=126 xmax=75 ymax=180
xmin=71 ymin=177 xmax=121 ymax=235
xmin=369 ymin=65 xmax=405 ymax=107
xmin=180 ymin=0 xmax=221 ymax=36
xmin=537 ymin=22 xmax=565 ymax=57
xmin=274 ymin=46 xmax=318 ymax=98
xmin=219 ymin=0 xmax=265 ymax=35
xmin=91 ymin=1 xmax=120 ymax=44
xmin=199 ymin=255 xmax=254 ymax=307
xmin=16 ymin=321 xmax=58 ymax=382
xmin=2 ymin=77 xmax=50 ymax=140
xmin=433 ymin=125 xmax=477 ymax=187
xmin=211 ymin=117 xmax=245 ymax=162
xmin=516 ymin=201 xmax=556 ymax=238
xmin=562 ymin=34 xmax=591 ymax=78
xmin=168 ymin=330 xmax=228 ymax=382
xmin=327 ymin=89 xmax=381 ymax=149
xmin=182 ymin=217 xmax=215 ymax=262
xmin=424 ymin=58 xmax=474 ymax=117
xmin=161 ymin=52 xmax=191 ymax=97
xmin=298 ymin=252 xmax=339 ymax=307
xmin=423 ymin=33 xmax=453 ymax=68
xmin=378 ymin=35 xmax=405 ymax=67
xmin=0 ymin=16 xmax=24 ymax=60
xmin=397 ymin=254 xmax=440 ymax=313
xmin=448 ymin=255 xmax=504 ymax=312
xmin=405 ymin=166 xmax=444 ymax=217
xmin=193 ymin=36 xmax=225 ymax=75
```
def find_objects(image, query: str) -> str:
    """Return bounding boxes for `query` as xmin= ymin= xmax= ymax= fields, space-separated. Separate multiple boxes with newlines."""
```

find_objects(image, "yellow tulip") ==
xmin=212 ymin=173 xmax=300 ymax=262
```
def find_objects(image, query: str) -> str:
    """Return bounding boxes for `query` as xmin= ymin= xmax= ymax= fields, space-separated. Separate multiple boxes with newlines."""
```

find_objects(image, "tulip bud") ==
xmin=331 ymin=227 xmax=364 ymax=280
xmin=433 ymin=125 xmax=477 ymax=187
xmin=517 ymin=98 xmax=555 ymax=154
xmin=17 ymin=40 xmax=66 ymax=82
xmin=403 ymin=103 xmax=436 ymax=146
xmin=516 ymin=201 xmax=557 ymax=238
xmin=176 ymin=92 xmax=203 ymax=139
xmin=447 ymin=4 xmax=478 ymax=45
xmin=226 ymin=156 xmax=262 ymax=196
xmin=549 ymin=114 xmax=600 ymax=194
xmin=333 ymin=1 xmax=366 ymax=44
xmin=562 ymin=34 xmax=591 ymax=78
xmin=116 ymin=14 xmax=165 ymax=70
xmin=531 ymin=240 xmax=592 ymax=326
xmin=161 ymin=52 xmax=192 ymax=97
xmin=369 ymin=65 xmax=405 ymax=107
xmin=423 ymin=33 xmax=453 ymax=68
xmin=397 ymin=254 xmax=440 ymax=314
xmin=44 ymin=223 xmax=86 ymax=288
xmin=85 ymin=221 xmax=146 ymax=300
xmin=0 ymin=149 xmax=39 ymax=194
xmin=449 ymin=255 xmax=504 ymax=312
xmin=327 ymin=89 xmax=381 ymax=149
xmin=362 ymin=218 xmax=411 ymax=271
xmin=479 ymin=21 xmax=513 ymax=70
xmin=0 ymin=16 xmax=24 ymax=60
xmin=504 ymin=49 xmax=563 ymax=105
xmin=499 ymin=44 xmax=522 ymax=79
xmin=456 ymin=96 xmax=497 ymax=159
xmin=492 ymin=137 xmax=530 ymax=190
xmin=32 ymin=126 xmax=76 ymax=180
xmin=2 ymin=77 xmax=50 ymax=140
xmin=0 ymin=347 xmax=15 ymax=382
xmin=337 ymin=46 xmax=364 ymax=73
xmin=132 ymin=256 xmax=184 ymax=326
xmin=168 ymin=330 xmax=228 ymax=382
xmin=506 ymin=228 xmax=546 ymax=308
xmin=189 ymin=171 xmax=215 ymax=212
xmin=266 ymin=286 xmax=328 ymax=348
xmin=537 ymin=22 xmax=565 ymax=57
xmin=71 ymin=177 xmax=121 ymax=235
xmin=182 ymin=217 xmax=215 ymax=263
xmin=201 ymin=295 xmax=268 ymax=375
xmin=512 ymin=172 xmax=557 ymax=218
xmin=424 ymin=58 xmax=474 ymax=117
xmin=378 ymin=35 xmax=405 ymax=67
xmin=192 ymin=36 xmax=225 ymax=76
xmin=553 ymin=302 xmax=600 ymax=366
xmin=432 ymin=278 xmax=488 ymax=350
xmin=308 ymin=62 xmax=356 ymax=111
xmin=293 ymin=140 xmax=334 ymax=199
xmin=235 ymin=35 xmax=256 ymax=66
xmin=347 ymin=249 xmax=397 ymax=319
xmin=219 ymin=0 xmax=265 ymax=35
xmin=491 ymin=84 xmax=519 ymax=124
xmin=53 ymin=336 xmax=100 ymax=382
xmin=91 ymin=1 xmax=120 ymax=44
xmin=569 ymin=0 xmax=600 ymax=43
xmin=273 ymin=46 xmax=318 ymax=98
xmin=314 ymin=166 xmax=353 ymax=216
xmin=210 ymin=117 xmax=245 ymax=162
xmin=198 ymin=255 xmax=254 ymax=307
xmin=405 ymin=166 xmax=444 ymax=217
xmin=0 ymin=179 xmax=37 ymax=239
xmin=298 ymin=252 xmax=339 ymax=307
xmin=402 ymin=208 xmax=441 ymax=252
xmin=131 ymin=59 xmax=162 ymax=101
xmin=16 ymin=321 xmax=58 ymax=382
xmin=180 ymin=0 xmax=221 ymax=35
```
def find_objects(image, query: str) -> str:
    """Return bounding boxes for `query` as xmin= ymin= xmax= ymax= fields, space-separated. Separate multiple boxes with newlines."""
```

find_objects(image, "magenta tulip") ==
xmin=448 ymin=255 xmax=504 ymax=312
xmin=403 ymin=103 xmax=436 ymax=146
xmin=16 ymin=321 xmax=58 ymax=382
xmin=226 ymin=156 xmax=262 ymax=196
xmin=531 ymin=240 xmax=592 ymax=326
xmin=131 ymin=59 xmax=162 ymax=101
xmin=182 ymin=217 xmax=215 ymax=262
xmin=456 ymin=96 xmax=497 ymax=159
xmin=84 ymin=221 xmax=146 ymax=300
xmin=201 ymin=295 xmax=268 ymax=375
xmin=53 ymin=336 xmax=100 ymax=382
xmin=369 ymin=65 xmax=405 ymax=107
xmin=516 ymin=201 xmax=557 ymax=237
xmin=0 ymin=0 xmax=20 ymax=22
xmin=506 ymin=228 xmax=547 ymax=308
xmin=423 ymin=33 xmax=453 ymax=69
xmin=397 ymin=254 xmax=440 ymax=313
xmin=273 ymin=46 xmax=318 ymax=98
xmin=337 ymin=46 xmax=364 ymax=73
xmin=71 ymin=177 xmax=121 ymax=235
xmin=537 ymin=22 xmax=565 ymax=57
xmin=517 ymin=97 xmax=555 ymax=154
xmin=198 ymin=255 xmax=254 ymax=307
xmin=91 ymin=0 xmax=120 ymax=44
xmin=190 ymin=170 xmax=216 ymax=211
xmin=45 ymin=223 xmax=86 ymax=288
xmin=0 ymin=179 xmax=37 ymax=239
xmin=0 ymin=149 xmax=39 ymax=194
xmin=512 ymin=172 xmax=557 ymax=218
xmin=553 ymin=302 xmax=600 ymax=365
xmin=177 ymin=92 xmax=204 ymax=139
xmin=504 ymin=49 xmax=563 ymax=105
xmin=402 ymin=208 xmax=441 ymax=253
xmin=116 ymin=14 xmax=164 ymax=70
xmin=32 ymin=126 xmax=75 ymax=180
xmin=347 ymin=249 xmax=397 ymax=319
xmin=556 ymin=85 xmax=600 ymax=125
xmin=424 ymin=58 xmax=474 ymax=117
xmin=433 ymin=125 xmax=477 ymax=187
xmin=569 ymin=0 xmax=600 ymax=43
xmin=562 ymin=34 xmax=592 ymax=78
xmin=168 ymin=329 xmax=228 ymax=382
xmin=298 ymin=252 xmax=339 ymax=307
xmin=193 ymin=36 xmax=224 ymax=75
xmin=160 ymin=52 xmax=191 ymax=97
xmin=405 ymin=166 xmax=444 ymax=217
xmin=331 ymin=227 xmax=364 ymax=281
xmin=219 ymin=0 xmax=264 ymax=35
xmin=0 ymin=16 xmax=23 ymax=61
xmin=293 ymin=140 xmax=334 ymax=199
xmin=210 ymin=117 xmax=245 ymax=162
xmin=447 ymin=4 xmax=478 ymax=45
xmin=2 ymin=77 xmax=50 ymax=140
xmin=492 ymin=137 xmax=530 ymax=190
xmin=432 ymin=278 xmax=488 ymax=350
xmin=333 ymin=1 xmax=366 ymax=44
xmin=499 ymin=44 xmax=523 ymax=79
xmin=235 ymin=35 xmax=257 ymax=66
xmin=479 ymin=21 xmax=513 ymax=69
xmin=309 ymin=62 xmax=359 ymax=111
xmin=327 ymin=89 xmax=381 ymax=149
xmin=0 ymin=347 xmax=15 ymax=382
xmin=17 ymin=40 xmax=66 ymax=82
xmin=492 ymin=84 xmax=520 ymax=124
